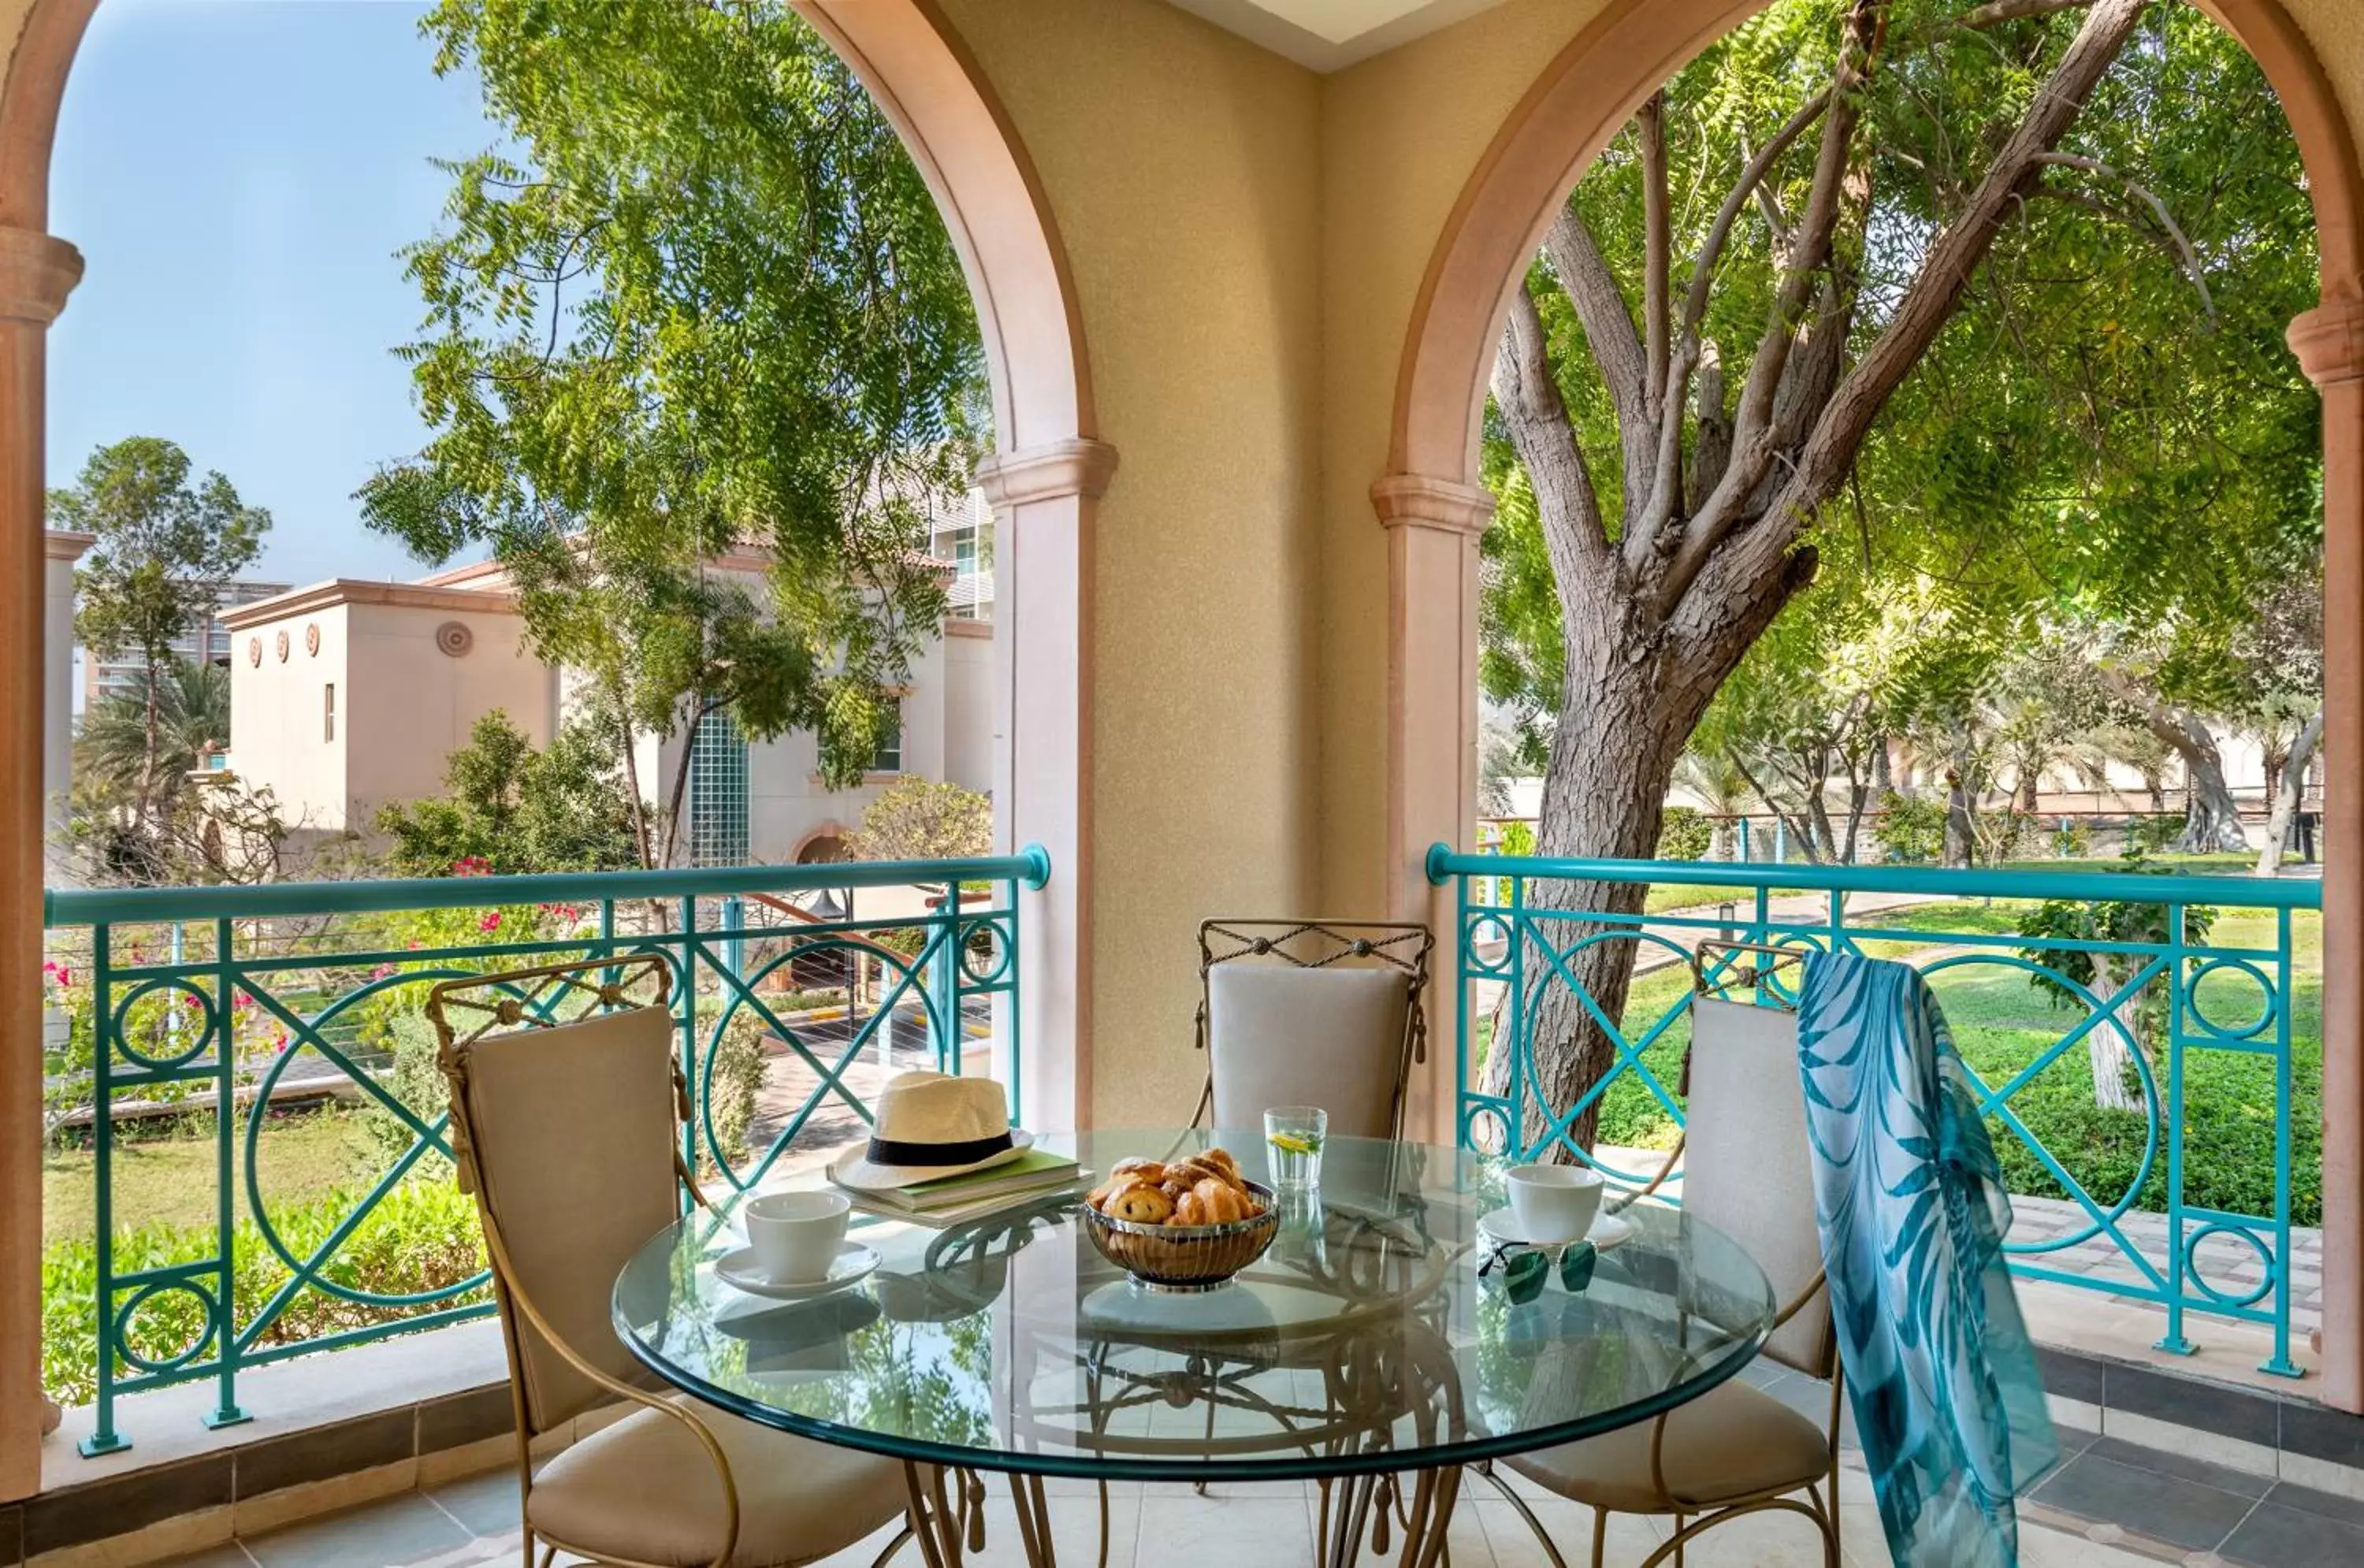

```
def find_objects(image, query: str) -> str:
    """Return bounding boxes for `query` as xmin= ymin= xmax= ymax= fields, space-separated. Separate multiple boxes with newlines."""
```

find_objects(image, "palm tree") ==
xmin=1672 ymin=749 xmax=1754 ymax=861
xmin=75 ymin=657 xmax=230 ymax=816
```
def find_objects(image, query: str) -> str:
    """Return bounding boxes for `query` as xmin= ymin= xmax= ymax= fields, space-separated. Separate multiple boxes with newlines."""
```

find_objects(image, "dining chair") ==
xmin=427 ymin=955 xmax=936 ymax=1568
xmin=1477 ymin=988 xmax=1842 ymax=1568
xmin=1191 ymin=919 xmax=1433 ymax=1140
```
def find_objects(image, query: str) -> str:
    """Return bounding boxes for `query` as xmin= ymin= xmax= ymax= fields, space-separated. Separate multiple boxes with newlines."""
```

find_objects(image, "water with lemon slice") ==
xmin=1263 ymin=1111 xmax=1326 ymax=1191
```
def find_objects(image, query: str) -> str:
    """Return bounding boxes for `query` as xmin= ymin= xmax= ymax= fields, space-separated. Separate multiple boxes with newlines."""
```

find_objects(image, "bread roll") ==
xmin=1104 ymin=1182 xmax=1176 ymax=1224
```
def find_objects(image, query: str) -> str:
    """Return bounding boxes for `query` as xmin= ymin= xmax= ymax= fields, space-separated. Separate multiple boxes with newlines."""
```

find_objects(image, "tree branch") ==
xmin=2034 ymin=152 xmax=2216 ymax=325
xmin=1964 ymin=0 xmax=2095 ymax=26
xmin=1697 ymin=0 xmax=2154 ymax=618
xmin=1639 ymin=93 xmax=1672 ymax=409
xmin=1492 ymin=284 xmax=1611 ymax=585
xmin=1543 ymin=205 xmax=1653 ymax=521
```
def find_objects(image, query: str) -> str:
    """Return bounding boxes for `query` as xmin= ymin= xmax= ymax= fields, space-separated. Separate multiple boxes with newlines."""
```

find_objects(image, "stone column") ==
xmin=1372 ymin=474 xmax=1495 ymax=1149
xmin=1 ymin=225 xmax=81 ymax=1501
xmin=976 ymin=437 xmax=1116 ymax=1136
xmin=2292 ymin=295 xmax=2364 ymax=1414
xmin=44 ymin=527 xmax=91 ymax=842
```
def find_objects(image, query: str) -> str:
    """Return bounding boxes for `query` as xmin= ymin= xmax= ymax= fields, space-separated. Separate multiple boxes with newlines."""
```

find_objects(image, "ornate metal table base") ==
xmin=900 ymin=1463 xmax=1466 ymax=1568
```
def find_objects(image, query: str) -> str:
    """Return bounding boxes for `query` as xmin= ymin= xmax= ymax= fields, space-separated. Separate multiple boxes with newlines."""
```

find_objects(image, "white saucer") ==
xmin=1478 ymin=1206 xmax=1634 ymax=1253
xmin=714 ymin=1242 xmax=880 ymax=1301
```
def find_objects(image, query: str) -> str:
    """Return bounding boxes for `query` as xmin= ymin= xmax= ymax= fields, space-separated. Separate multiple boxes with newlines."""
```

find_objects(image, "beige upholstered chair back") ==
xmin=1679 ymin=997 xmax=1833 ymax=1378
xmin=448 ymin=1005 xmax=684 ymax=1432
xmin=1197 ymin=920 xmax=1430 ymax=1142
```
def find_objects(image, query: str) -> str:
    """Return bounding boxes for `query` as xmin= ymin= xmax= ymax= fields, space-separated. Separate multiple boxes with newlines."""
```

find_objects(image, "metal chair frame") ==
xmin=1190 ymin=918 xmax=1434 ymax=1142
xmin=427 ymin=955 xmax=935 ymax=1568
xmin=1481 ymin=937 xmax=1845 ymax=1568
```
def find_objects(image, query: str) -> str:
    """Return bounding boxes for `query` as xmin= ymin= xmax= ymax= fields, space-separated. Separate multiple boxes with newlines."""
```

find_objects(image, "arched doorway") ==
xmin=1376 ymin=0 xmax=2364 ymax=1412
xmin=0 ymin=0 xmax=1106 ymax=1497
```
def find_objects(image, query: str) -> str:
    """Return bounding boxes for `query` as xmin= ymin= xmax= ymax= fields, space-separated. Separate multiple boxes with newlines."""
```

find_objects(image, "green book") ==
xmin=853 ymin=1148 xmax=1085 ymax=1212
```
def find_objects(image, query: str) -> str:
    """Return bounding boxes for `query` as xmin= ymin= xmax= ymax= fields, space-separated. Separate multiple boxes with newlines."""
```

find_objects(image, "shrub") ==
xmin=2132 ymin=813 xmax=2184 ymax=853
xmin=43 ymin=1178 xmax=487 ymax=1408
xmin=1872 ymin=793 xmax=1946 ymax=864
xmin=2052 ymin=818 xmax=2095 ymax=859
xmin=1656 ymin=807 xmax=1713 ymax=861
xmin=704 ymin=1013 xmax=768 ymax=1171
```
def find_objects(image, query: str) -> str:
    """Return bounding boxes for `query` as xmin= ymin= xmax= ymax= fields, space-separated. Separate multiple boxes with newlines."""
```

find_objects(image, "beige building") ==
xmin=220 ymin=551 xmax=994 ymax=860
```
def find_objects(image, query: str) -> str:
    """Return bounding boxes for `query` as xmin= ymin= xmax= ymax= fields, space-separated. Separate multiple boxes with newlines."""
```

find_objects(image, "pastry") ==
xmin=1103 ymin=1182 xmax=1176 ymax=1224
xmin=1110 ymin=1156 xmax=1166 ymax=1184
xmin=1196 ymin=1147 xmax=1242 ymax=1184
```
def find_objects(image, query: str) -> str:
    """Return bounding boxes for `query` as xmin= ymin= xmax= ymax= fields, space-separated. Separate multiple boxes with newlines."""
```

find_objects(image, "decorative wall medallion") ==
xmin=435 ymin=621 xmax=474 ymax=658
xmin=304 ymin=622 xmax=321 ymax=656
xmin=275 ymin=630 xmax=290 ymax=663
xmin=247 ymin=637 xmax=262 ymax=667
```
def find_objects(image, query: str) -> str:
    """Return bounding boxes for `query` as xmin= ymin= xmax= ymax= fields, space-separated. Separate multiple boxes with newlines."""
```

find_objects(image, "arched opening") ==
xmin=1382 ymin=0 xmax=2364 ymax=1410
xmin=0 ymin=0 xmax=1102 ymax=1494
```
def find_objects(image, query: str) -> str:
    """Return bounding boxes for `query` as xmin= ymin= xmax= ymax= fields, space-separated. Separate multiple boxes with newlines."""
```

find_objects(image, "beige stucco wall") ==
xmin=943 ymin=624 xmax=994 ymax=791
xmin=227 ymin=598 xmax=547 ymax=834
xmin=935 ymin=0 xmax=1327 ymax=1127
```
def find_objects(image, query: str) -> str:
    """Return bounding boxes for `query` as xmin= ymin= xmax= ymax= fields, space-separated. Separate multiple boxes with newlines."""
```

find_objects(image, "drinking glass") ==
xmin=1263 ymin=1106 xmax=1328 ymax=1192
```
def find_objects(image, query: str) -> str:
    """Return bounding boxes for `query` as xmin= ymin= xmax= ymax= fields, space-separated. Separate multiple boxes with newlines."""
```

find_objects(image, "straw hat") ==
xmin=830 ymin=1070 xmax=1033 ymax=1191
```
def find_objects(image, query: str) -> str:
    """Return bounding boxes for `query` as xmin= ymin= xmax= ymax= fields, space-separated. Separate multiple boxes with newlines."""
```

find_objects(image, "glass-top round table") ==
xmin=614 ymin=1131 xmax=1774 ymax=1567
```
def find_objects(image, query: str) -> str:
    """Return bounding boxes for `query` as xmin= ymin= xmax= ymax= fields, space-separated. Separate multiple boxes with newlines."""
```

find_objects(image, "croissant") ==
xmin=1196 ymin=1146 xmax=1243 ymax=1184
xmin=1103 ymin=1182 xmax=1176 ymax=1224
xmin=1168 ymin=1156 xmax=1236 ymax=1193
xmin=1110 ymin=1156 xmax=1167 ymax=1184
xmin=1174 ymin=1177 xmax=1253 ymax=1226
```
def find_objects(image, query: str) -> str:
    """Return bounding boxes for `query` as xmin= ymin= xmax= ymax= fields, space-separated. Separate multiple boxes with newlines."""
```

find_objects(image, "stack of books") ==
xmin=831 ymin=1147 xmax=1089 ymax=1228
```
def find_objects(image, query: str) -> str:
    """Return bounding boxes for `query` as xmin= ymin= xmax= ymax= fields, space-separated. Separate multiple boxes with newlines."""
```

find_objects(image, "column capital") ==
xmin=0 ymin=228 xmax=81 ymax=325
xmin=975 ymin=438 xmax=1118 ymax=507
xmin=1370 ymin=473 xmax=1496 ymax=536
xmin=2289 ymin=294 xmax=2364 ymax=387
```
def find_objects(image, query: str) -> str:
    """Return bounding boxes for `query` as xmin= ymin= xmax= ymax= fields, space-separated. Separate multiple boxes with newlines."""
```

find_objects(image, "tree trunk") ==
xmin=1943 ymin=764 xmax=1977 ymax=867
xmin=2087 ymin=953 xmax=2144 ymax=1115
xmin=2257 ymin=708 xmax=2324 ymax=875
xmin=1476 ymin=637 xmax=1712 ymax=1159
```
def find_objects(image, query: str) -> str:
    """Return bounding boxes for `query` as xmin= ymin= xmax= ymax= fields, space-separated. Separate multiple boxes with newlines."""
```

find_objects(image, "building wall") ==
xmin=341 ymin=601 xmax=551 ymax=830
xmin=226 ymin=596 xmax=546 ymax=834
xmin=943 ymin=622 xmax=994 ymax=790
xmin=935 ymin=0 xmax=1327 ymax=1128
xmin=228 ymin=605 xmax=351 ymax=833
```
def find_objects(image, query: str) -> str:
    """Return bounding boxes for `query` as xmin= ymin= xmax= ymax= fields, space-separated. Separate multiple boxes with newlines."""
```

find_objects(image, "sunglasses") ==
xmin=1478 ymin=1236 xmax=1597 ymax=1304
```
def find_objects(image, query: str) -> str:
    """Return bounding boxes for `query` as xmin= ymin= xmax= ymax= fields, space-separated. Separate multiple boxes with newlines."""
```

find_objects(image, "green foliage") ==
xmin=1872 ymin=793 xmax=1947 ymax=864
xmin=362 ymin=0 xmax=985 ymax=805
xmin=706 ymin=1013 xmax=768 ymax=1171
xmin=849 ymin=778 xmax=993 ymax=864
xmin=42 ymin=1178 xmax=486 ymax=1407
xmin=1656 ymin=807 xmax=1713 ymax=862
xmin=2132 ymin=813 xmax=2187 ymax=853
xmin=376 ymin=710 xmax=640 ymax=876
xmin=74 ymin=659 xmax=229 ymax=804
xmin=2014 ymin=850 xmax=2218 ymax=1052
xmin=2052 ymin=819 xmax=2095 ymax=859
xmin=57 ymin=437 xmax=270 ymax=686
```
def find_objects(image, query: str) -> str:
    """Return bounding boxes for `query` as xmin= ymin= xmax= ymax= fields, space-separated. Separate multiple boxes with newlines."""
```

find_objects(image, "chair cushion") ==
xmin=1207 ymin=964 xmax=1411 ymax=1139
xmin=1505 ymin=1377 xmax=1831 ymax=1514
xmin=528 ymin=1396 xmax=910 ymax=1566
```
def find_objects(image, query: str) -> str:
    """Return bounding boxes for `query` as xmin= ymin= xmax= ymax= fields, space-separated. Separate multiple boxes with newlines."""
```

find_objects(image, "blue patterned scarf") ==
xmin=1797 ymin=953 xmax=2059 ymax=1568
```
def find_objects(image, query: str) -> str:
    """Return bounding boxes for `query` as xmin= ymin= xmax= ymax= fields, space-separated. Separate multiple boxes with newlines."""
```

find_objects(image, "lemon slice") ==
xmin=1268 ymin=1133 xmax=1318 ymax=1156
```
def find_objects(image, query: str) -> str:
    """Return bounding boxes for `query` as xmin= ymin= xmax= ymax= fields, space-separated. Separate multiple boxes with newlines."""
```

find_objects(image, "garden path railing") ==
xmin=43 ymin=848 xmax=1048 ymax=1454
xmin=1429 ymin=844 xmax=2319 ymax=1378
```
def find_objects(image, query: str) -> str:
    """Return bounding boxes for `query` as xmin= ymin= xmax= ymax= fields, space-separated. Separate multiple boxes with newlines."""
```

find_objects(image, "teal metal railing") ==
xmin=44 ymin=848 xmax=1048 ymax=1453
xmin=1428 ymin=844 xmax=2319 ymax=1377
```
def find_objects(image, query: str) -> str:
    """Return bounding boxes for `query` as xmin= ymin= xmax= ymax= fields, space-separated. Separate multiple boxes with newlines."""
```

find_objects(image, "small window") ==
xmin=871 ymin=701 xmax=902 ymax=774
xmin=323 ymin=683 xmax=336 ymax=742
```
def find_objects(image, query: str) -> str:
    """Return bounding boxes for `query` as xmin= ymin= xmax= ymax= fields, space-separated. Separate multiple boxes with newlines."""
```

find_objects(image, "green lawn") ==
xmin=43 ymin=1105 xmax=387 ymax=1246
xmin=1577 ymin=901 xmax=2324 ymax=1224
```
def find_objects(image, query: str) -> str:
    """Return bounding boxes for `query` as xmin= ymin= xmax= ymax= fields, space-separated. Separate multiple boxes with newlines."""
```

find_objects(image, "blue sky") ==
xmin=49 ymin=0 xmax=492 ymax=587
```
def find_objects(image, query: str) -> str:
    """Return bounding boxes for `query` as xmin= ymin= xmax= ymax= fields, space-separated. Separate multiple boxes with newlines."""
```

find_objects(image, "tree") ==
xmin=361 ymin=0 xmax=985 ymax=868
xmin=849 ymin=778 xmax=992 ymax=864
xmin=1478 ymin=0 xmax=2318 ymax=1149
xmin=375 ymin=710 xmax=640 ymax=876
xmin=55 ymin=437 xmax=269 ymax=831
xmin=73 ymin=658 xmax=230 ymax=812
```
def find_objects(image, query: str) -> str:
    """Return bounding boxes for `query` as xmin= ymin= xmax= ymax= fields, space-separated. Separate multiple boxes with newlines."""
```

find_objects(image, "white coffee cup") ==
xmin=744 ymin=1191 xmax=851 ymax=1284
xmin=1506 ymin=1164 xmax=1604 ymax=1245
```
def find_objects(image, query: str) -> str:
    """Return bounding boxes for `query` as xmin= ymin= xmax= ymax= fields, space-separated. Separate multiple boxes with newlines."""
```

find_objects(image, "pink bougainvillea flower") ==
xmin=371 ymin=963 xmax=398 ymax=981
xmin=479 ymin=912 xmax=502 ymax=933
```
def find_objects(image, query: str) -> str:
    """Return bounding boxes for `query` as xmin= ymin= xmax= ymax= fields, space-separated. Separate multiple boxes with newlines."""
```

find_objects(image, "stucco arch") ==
xmin=0 ymin=0 xmax=1106 ymax=1496
xmin=1376 ymin=0 xmax=2364 ymax=1416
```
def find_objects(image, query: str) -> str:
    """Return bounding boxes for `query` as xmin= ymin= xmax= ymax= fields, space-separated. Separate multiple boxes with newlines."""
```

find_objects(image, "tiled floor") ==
xmin=148 ymin=1380 xmax=2364 ymax=1568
